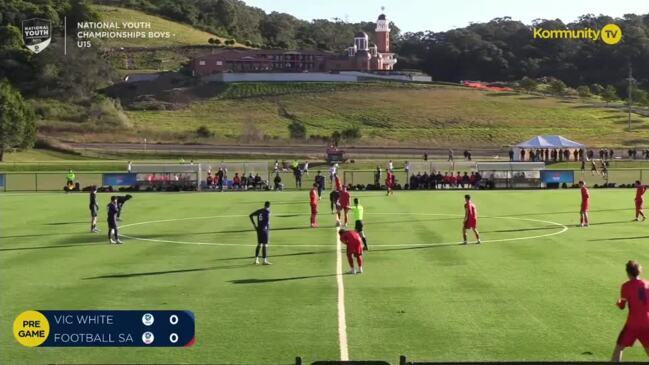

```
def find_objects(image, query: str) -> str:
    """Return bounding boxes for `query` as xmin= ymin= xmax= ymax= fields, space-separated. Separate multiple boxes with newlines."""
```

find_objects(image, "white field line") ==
xmin=335 ymin=227 xmax=349 ymax=361
xmin=117 ymin=214 xmax=569 ymax=248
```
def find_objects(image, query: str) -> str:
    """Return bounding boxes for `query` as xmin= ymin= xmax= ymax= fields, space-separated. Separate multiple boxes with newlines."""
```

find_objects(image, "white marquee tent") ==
xmin=513 ymin=135 xmax=585 ymax=161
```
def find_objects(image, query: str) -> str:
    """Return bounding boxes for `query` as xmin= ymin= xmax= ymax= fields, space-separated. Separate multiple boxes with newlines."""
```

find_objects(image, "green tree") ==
xmin=341 ymin=126 xmax=362 ymax=141
xmin=288 ymin=120 xmax=306 ymax=139
xmin=518 ymin=77 xmax=537 ymax=93
xmin=0 ymin=79 xmax=36 ymax=161
xmin=631 ymin=87 xmax=649 ymax=107
xmin=601 ymin=85 xmax=619 ymax=105
xmin=576 ymin=85 xmax=591 ymax=98
xmin=548 ymin=79 xmax=567 ymax=95
xmin=590 ymin=83 xmax=605 ymax=95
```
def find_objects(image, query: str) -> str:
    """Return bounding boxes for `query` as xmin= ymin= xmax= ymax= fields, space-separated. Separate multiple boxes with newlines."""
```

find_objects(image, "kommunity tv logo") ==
xmin=533 ymin=24 xmax=622 ymax=45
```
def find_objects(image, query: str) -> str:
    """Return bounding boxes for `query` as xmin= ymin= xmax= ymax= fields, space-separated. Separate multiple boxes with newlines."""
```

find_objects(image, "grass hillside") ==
xmin=42 ymin=83 xmax=649 ymax=147
xmin=94 ymin=5 xmax=227 ymax=48
xmin=124 ymin=85 xmax=649 ymax=147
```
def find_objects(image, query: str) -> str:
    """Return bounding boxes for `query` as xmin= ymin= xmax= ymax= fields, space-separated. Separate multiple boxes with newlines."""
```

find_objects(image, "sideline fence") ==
xmin=1 ymin=168 xmax=648 ymax=192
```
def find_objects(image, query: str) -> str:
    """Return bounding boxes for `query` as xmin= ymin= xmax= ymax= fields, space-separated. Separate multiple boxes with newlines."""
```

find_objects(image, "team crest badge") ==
xmin=22 ymin=18 xmax=52 ymax=54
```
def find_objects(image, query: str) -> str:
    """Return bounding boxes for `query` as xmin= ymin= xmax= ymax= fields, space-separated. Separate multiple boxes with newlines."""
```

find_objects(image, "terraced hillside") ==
xmin=56 ymin=83 xmax=649 ymax=148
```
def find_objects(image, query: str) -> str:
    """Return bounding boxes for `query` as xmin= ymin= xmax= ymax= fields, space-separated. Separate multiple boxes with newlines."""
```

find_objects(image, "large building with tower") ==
xmin=190 ymin=12 xmax=398 ymax=76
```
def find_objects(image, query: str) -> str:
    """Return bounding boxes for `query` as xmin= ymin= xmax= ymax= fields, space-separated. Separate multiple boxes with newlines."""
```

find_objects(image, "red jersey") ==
xmin=581 ymin=187 xmax=590 ymax=203
xmin=386 ymin=173 xmax=394 ymax=186
xmin=339 ymin=230 xmax=363 ymax=255
xmin=618 ymin=279 xmax=649 ymax=328
xmin=339 ymin=190 xmax=351 ymax=208
xmin=637 ymin=186 xmax=647 ymax=200
xmin=310 ymin=189 xmax=318 ymax=205
xmin=465 ymin=202 xmax=477 ymax=222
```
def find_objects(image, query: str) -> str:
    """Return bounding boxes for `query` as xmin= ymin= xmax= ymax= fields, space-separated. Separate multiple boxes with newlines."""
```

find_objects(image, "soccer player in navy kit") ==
xmin=250 ymin=201 xmax=271 ymax=265
xmin=107 ymin=196 xmax=122 ymax=244
xmin=115 ymin=194 xmax=133 ymax=221
xmin=89 ymin=186 xmax=99 ymax=233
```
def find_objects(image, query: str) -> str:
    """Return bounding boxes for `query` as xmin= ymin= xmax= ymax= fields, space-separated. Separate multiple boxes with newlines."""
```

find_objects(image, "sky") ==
xmin=243 ymin=0 xmax=649 ymax=33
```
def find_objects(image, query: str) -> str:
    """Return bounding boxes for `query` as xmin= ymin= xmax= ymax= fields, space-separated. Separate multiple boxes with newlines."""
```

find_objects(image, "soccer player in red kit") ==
xmin=334 ymin=173 xmax=342 ymax=191
xmin=385 ymin=171 xmax=395 ymax=196
xmin=579 ymin=181 xmax=590 ymax=227
xmin=309 ymin=183 xmax=319 ymax=228
xmin=339 ymin=186 xmax=351 ymax=226
xmin=462 ymin=194 xmax=480 ymax=244
xmin=635 ymin=180 xmax=648 ymax=221
xmin=612 ymin=260 xmax=649 ymax=362
xmin=338 ymin=228 xmax=363 ymax=274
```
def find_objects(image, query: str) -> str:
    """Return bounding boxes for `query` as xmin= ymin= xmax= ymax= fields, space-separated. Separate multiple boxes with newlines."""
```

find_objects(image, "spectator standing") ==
xmin=448 ymin=149 xmax=454 ymax=162
xmin=404 ymin=161 xmax=411 ymax=176
xmin=294 ymin=167 xmax=303 ymax=189
xmin=388 ymin=160 xmax=394 ymax=171
xmin=303 ymin=161 xmax=309 ymax=175
xmin=233 ymin=173 xmax=241 ymax=190
xmin=127 ymin=161 xmax=132 ymax=173
xmin=315 ymin=171 xmax=325 ymax=199
xmin=509 ymin=149 xmax=514 ymax=161
xmin=329 ymin=164 xmax=337 ymax=184
xmin=374 ymin=166 xmax=382 ymax=186
xmin=273 ymin=173 xmax=283 ymax=191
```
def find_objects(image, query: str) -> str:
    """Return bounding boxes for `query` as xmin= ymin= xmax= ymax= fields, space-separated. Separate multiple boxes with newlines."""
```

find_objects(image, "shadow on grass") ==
xmin=230 ymin=273 xmax=337 ymax=284
xmin=83 ymin=264 xmax=250 ymax=280
xmin=370 ymin=242 xmax=462 ymax=253
xmin=43 ymin=221 xmax=87 ymax=226
xmin=480 ymin=226 xmax=562 ymax=233
xmin=587 ymin=220 xmax=634 ymax=226
xmin=1 ymin=232 xmax=85 ymax=239
xmin=518 ymin=96 xmax=545 ymax=100
xmin=484 ymin=92 xmax=519 ymax=97
xmin=213 ymin=250 xmax=333 ymax=262
xmin=588 ymin=235 xmax=649 ymax=242
xmin=0 ymin=243 xmax=98 ymax=252
xmin=509 ymin=208 xmax=630 ymax=217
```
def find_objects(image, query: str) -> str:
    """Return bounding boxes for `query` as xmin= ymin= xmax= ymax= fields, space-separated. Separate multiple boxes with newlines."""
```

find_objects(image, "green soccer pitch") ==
xmin=2 ymin=189 xmax=649 ymax=364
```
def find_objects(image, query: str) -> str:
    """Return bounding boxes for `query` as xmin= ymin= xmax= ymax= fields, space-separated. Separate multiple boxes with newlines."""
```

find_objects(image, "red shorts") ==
xmin=617 ymin=325 xmax=649 ymax=347
xmin=464 ymin=219 xmax=477 ymax=229
xmin=310 ymin=204 xmax=318 ymax=214
xmin=581 ymin=202 xmax=589 ymax=213
xmin=636 ymin=199 xmax=643 ymax=210
xmin=347 ymin=246 xmax=363 ymax=256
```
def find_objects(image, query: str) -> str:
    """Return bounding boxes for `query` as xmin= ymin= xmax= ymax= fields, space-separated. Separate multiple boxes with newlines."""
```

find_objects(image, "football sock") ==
xmin=262 ymin=245 xmax=267 ymax=259
xmin=347 ymin=254 xmax=354 ymax=268
xmin=255 ymin=244 xmax=261 ymax=258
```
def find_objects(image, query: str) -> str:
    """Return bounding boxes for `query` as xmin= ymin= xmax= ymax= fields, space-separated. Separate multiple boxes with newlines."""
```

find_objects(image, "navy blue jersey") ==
xmin=89 ymin=191 xmax=97 ymax=208
xmin=251 ymin=208 xmax=270 ymax=231
xmin=107 ymin=202 xmax=118 ymax=222
xmin=329 ymin=190 xmax=340 ymax=203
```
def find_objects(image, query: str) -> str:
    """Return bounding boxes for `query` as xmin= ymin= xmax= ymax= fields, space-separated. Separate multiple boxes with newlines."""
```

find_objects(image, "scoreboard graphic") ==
xmin=13 ymin=310 xmax=195 ymax=347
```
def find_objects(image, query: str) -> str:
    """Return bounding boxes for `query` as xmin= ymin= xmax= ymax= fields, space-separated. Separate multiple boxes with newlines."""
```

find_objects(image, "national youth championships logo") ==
xmin=21 ymin=18 xmax=52 ymax=54
xmin=533 ymin=23 xmax=622 ymax=45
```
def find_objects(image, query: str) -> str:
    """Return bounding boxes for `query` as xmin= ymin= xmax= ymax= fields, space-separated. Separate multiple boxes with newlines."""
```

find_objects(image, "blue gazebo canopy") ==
xmin=515 ymin=135 xmax=585 ymax=149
